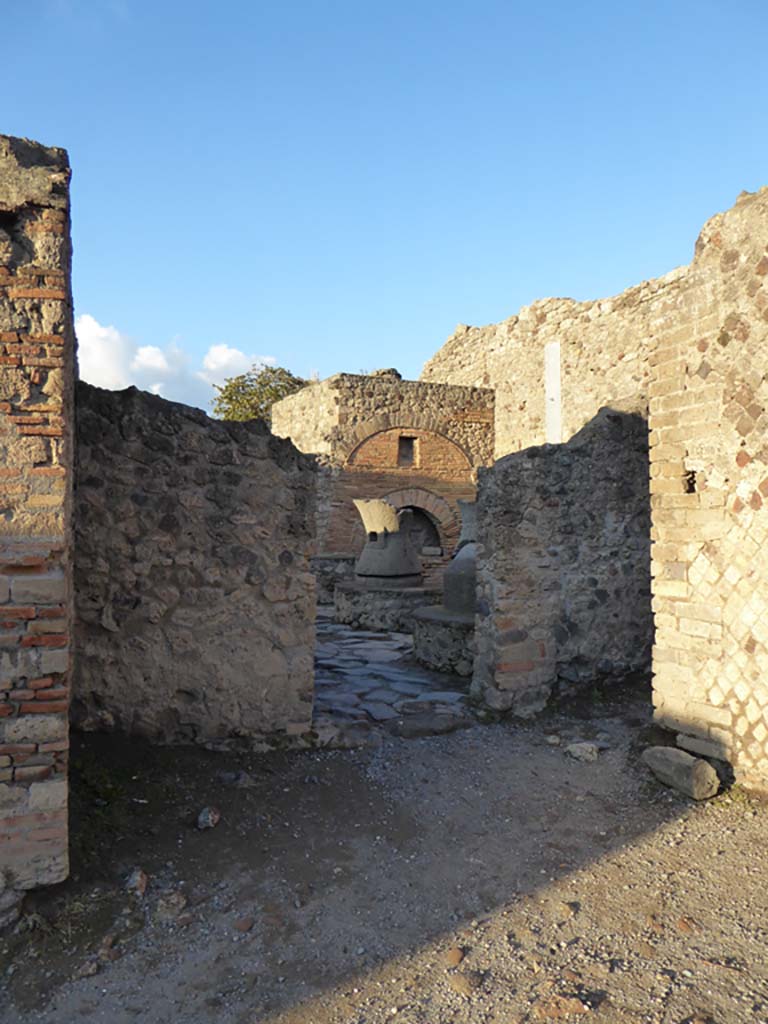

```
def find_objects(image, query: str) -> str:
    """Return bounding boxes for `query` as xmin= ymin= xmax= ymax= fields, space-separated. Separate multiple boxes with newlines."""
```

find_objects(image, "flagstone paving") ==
xmin=311 ymin=607 xmax=475 ymax=745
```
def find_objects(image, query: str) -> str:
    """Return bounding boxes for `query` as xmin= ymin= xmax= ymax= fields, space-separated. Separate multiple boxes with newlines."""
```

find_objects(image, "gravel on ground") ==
xmin=2 ymin=682 xmax=766 ymax=1024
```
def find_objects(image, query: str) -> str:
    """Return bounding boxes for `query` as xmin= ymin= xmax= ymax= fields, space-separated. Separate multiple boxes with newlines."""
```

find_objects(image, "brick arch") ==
xmin=337 ymin=415 xmax=474 ymax=467
xmin=382 ymin=487 xmax=459 ymax=548
xmin=345 ymin=427 xmax=473 ymax=476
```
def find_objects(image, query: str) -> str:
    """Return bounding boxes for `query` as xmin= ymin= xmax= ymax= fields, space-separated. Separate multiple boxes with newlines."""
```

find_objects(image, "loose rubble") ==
xmin=196 ymin=806 xmax=221 ymax=830
xmin=124 ymin=868 xmax=148 ymax=896
xmin=566 ymin=741 xmax=600 ymax=763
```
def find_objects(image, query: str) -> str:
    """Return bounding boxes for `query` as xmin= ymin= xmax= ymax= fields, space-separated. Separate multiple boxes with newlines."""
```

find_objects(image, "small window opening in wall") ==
xmin=368 ymin=531 xmax=378 ymax=542
xmin=684 ymin=469 xmax=697 ymax=494
xmin=398 ymin=435 xmax=416 ymax=467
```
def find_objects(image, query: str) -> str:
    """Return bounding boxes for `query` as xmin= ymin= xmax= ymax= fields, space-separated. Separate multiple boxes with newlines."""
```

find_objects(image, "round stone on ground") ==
xmin=443 ymin=946 xmax=465 ymax=967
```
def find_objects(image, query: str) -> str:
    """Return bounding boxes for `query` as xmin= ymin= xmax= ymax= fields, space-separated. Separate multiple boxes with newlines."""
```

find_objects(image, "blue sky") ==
xmin=5 ymin=1 xmax=768 ymax=409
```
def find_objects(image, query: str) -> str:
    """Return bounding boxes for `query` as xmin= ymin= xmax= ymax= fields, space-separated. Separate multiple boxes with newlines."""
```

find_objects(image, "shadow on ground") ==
xmin=2 ymin=660 xmax=767 ymax=1024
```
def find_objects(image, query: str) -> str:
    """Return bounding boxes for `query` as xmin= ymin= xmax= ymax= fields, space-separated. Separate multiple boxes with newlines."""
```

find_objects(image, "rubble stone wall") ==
xmin=421 ymin=272 xmax=685 ymax=459
xmin=0 ymin=136 xmax=74 ymax=920
xmin=648 ymin=188 xmax=768 ymax=786
xmin=271 ymin=378 xmax=340 ymax=457
xmin=334 ymin=582 xmax=441 ymax=634
xmin=74 ymin=383 xmax=317 ymax=746
xmin=434 ymin=185 xmax=768 ymax=783
xmin=311 ymin=554 xmax=357 ymax=605
xmin=473 ymin=409 xmax=652 ymax=714
xmin=273 ymin=372 xmax=495 ymax=469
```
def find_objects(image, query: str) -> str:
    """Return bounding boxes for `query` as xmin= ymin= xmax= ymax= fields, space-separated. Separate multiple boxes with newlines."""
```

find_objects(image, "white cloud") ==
xmin=131 ymin=345 xmax=171 ymax=374
xmin=197 ymin=343 xmax=274 ymax=385
xmin=75 ymin=313 xmax=275 ymax=412
xmin=76 ymin=314 xmax=133 ymax=390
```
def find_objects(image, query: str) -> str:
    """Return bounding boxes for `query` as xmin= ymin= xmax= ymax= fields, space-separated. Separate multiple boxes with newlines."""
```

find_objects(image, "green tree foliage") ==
xmin=212 ymin=364 xmax=308 ymax=423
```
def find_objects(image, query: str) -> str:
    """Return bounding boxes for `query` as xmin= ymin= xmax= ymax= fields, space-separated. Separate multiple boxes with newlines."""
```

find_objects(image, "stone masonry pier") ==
xmin=0 ymin=136 xmax=75 ymax=927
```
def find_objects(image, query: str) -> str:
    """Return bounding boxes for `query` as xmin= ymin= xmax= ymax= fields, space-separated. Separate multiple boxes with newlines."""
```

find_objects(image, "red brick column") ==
xmin=0 ymin=136 xmax=73 ymax=926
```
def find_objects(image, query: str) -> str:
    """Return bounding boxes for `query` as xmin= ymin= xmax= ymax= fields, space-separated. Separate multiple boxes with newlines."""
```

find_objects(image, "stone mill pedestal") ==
xmin=412 ymin=500 xmax=477 ymax=676
xmin=334 ymin=499 xmax=440 ymax=633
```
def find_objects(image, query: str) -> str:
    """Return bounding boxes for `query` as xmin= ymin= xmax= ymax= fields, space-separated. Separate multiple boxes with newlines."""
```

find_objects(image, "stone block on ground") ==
xmin=641 ymin=745 xmax=720 ymax=800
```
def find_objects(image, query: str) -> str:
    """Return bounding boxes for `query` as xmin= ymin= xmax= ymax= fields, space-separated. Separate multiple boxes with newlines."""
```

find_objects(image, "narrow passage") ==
xmin=312 ymin=608 xmax=475 ymax=744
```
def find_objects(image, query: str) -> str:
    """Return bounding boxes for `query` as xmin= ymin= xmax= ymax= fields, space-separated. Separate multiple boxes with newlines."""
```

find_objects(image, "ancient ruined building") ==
xmin=0 ymin=137 xmax=317 ymax=924
xmin=423 ymin=187 xmax=768 ymax=786
xmin=1 ymin=132 xmax=768 ymax=919
xmin=271 ymin=368 xmax=494 ymax=598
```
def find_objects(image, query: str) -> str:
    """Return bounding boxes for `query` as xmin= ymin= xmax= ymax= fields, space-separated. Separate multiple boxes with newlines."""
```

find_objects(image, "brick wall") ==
xmin=74 ymin=383 xmax=317 ymax=746
xmin=322 ymin=467 xmax=475 ymax=587
xmin=649 ymin=188 xmax=768 ymax=786
xmin=473 ymin=407 xmax=652 ymax=714
xmin=347 ymin=427 xmax=473 ymax=477
xmin=0 ymin=136 xmax=74 ymax=924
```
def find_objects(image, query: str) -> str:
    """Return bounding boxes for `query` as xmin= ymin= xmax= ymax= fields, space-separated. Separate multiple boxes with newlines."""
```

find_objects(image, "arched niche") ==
xmin=345 ymin=427 xmax=473 ymax=474
xmin=383 ymin=487 xmax=460 ymax=554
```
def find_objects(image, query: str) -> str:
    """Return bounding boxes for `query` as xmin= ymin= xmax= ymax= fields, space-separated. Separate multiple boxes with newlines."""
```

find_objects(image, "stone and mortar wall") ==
xmin=430 ymin=185 xmax=768 ymax=782
xmin=648 ymin=189 xmax=768 ymax=786
xmin=273 ymin=372 xmax=494 ymax=586
xmin=422 ymin=271 xmax=685 ymax=459
xmin=334 ymin=582 xmax=441 ymax=634
xmin=272 ymin=371 xmax=495 ymax=469
xmin=311 ymin=554 xmax=357 ymax=605
xmin=271 ymin=378 xmax=341 ymax=458
xmin=74 ymin=382 xmax=317 ymax=746
xmin=0 ymin=137 xmax=74 ymax=923
xmin=412 ymin=610 xmax=474 ymax=677
xmin=473 ymin=408 xmax=652 ymax=715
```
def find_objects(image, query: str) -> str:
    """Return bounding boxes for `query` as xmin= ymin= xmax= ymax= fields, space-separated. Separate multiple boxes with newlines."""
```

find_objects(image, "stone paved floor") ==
xmin=311 ymin=607 xmax=475 ymax=745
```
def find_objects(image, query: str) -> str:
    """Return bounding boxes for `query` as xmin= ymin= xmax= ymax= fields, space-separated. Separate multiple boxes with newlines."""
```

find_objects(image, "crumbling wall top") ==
xmin=0 ymin=135 xmax=70 ymax=212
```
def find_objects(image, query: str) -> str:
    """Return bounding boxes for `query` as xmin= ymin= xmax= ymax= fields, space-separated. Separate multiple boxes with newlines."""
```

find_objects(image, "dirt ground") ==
xmin=1 ymin=682 xmax=767 ymax=1024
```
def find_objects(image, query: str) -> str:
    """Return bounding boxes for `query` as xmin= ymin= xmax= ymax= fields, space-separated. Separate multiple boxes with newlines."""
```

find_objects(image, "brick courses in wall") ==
xmin=74 ymin=382 xmax=317 ymax=746
xmin=0 ymin=136 xmax=74 ymax=923
xmin=425 ymin=185 xmax=768 ymax=784
xmin=648 ymin=188 xmax=768 ymax=786
xmin=272 ymin=371 xmax=494 ymax=587
xmin=473 ymin=407 xmax=652 ymax=714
